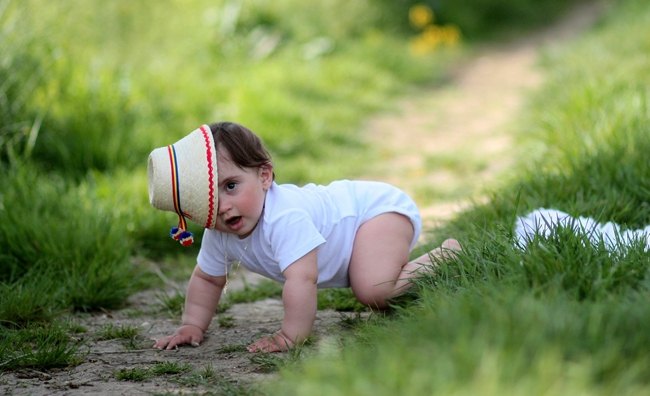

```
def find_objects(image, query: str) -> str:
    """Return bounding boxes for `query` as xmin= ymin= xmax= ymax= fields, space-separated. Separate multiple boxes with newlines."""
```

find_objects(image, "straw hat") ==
xmin=147 ymin=125 xmax=218 ymax=246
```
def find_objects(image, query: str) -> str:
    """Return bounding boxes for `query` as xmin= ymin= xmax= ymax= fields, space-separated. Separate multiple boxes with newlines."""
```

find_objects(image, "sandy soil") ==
xmin=0 ymin=3 xmax=606 ymax=395
xmin=1 ymin=272 xmax=361 ymax=395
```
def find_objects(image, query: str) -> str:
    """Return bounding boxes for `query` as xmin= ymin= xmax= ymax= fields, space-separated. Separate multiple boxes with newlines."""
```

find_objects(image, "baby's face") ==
xmin=214 ymin=149 xmax=272 ymax=238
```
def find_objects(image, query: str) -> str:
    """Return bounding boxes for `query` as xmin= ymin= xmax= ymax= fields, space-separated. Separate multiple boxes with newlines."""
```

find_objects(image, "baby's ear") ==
xmin=260 ymin=163 xmax=274 ymax=189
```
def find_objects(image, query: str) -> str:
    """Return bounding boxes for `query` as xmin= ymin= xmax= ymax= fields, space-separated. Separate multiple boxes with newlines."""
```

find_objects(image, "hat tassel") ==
xmin=170 ymin=226 xmax=194 ymax=246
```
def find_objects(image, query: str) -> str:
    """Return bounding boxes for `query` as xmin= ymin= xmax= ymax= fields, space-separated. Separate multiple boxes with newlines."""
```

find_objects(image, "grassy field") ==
xmin=0 ymin=0 xmax=613 ymax=390
xmin=261 ymin=0 xmax=650 ymax=394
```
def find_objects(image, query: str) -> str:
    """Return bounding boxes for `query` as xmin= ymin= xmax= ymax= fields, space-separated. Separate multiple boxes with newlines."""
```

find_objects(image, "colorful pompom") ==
xmin=170 ymin=227 xmax=182 ymax=240
xmin=170 ymin=227 xmax=194 ymax=246
xmin=179 ymin=231 xmax=194 ymax=246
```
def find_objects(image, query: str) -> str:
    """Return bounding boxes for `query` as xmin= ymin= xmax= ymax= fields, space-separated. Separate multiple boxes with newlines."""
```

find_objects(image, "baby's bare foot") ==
xmin=441 ymin=238 xmax=462 ymax=252
xmin=406 ymin=238 xmax=462 ymax=274
xmin=429 ymin=238 xmax=462 ymax=262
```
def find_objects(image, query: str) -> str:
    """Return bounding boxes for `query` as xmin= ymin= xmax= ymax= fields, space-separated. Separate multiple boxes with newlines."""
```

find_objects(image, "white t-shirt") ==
xmin=198 ymin=180 xmax=421 ymax=288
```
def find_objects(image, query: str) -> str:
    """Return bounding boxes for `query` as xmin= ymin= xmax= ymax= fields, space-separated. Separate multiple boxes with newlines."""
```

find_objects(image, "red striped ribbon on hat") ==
xmin=167 ymin=144 xmax=189 ymax=232
xmin=199 ymin=124 xmax=216 ymax=229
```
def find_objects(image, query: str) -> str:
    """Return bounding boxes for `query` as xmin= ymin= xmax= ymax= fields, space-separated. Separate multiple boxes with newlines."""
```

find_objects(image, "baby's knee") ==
xmin=353 ymin=289 xmax=389 ymax=310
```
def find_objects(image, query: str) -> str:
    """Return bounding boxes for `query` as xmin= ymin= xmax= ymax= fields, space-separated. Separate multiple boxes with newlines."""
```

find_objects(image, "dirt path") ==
xmin=361 ymin=1 xmax=606 ymax=229
xmin=0 ymin=3 xmax=606 ymax=395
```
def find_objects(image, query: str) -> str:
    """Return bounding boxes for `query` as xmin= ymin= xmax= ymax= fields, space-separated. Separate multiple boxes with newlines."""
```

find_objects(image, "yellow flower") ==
xmin=408 ymin=36 xmax=432 ymax=55
xmin=442 ymin=25 xmax=462 ymax=46
xmin=422 ymin=25 xmax=442 ymax=47
xmin=409 ymin=4 xmax=434 ymax=29
xmin=409 ymin=33 xmax=439 ymax=55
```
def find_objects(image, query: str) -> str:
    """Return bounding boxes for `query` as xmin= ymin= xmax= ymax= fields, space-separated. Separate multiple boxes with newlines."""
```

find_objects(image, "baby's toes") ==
xmin=442 ymin=238 xmax=462 ymax=252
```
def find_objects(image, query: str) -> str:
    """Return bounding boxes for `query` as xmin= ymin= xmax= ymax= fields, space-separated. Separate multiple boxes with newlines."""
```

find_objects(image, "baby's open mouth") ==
xmin=227 ymin=216 xmax=241 ymax=226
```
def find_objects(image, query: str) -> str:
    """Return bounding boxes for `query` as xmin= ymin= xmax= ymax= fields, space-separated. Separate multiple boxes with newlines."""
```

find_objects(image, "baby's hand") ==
xmin=153 ymin=324 xmax=203 ymax=350
xmin=247 ymin=330 xmax=295 ymax=353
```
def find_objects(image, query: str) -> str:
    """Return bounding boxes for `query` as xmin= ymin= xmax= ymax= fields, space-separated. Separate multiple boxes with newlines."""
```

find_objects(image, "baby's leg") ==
xmin=348 ymin=213 xmax=460 ymax=309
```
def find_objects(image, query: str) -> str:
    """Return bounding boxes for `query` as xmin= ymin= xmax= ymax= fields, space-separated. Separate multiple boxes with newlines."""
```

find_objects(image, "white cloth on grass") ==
xmin=514 ymin=208 xmax=650 ymax=251
xmin=198 ymin=180 xmax=421 ymax=288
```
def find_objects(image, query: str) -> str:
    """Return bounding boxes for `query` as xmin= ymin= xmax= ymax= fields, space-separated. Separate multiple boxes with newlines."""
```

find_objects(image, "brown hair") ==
xmin=209 ymin=122 xmax=274 ymax=179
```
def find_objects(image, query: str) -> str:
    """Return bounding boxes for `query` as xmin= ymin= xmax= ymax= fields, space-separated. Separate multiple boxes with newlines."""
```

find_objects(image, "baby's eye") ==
xmin=225 ymin=182 xmax=237 ymax=192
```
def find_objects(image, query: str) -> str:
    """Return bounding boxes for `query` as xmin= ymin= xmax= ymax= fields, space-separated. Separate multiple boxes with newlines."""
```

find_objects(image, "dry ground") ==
xmin=0 ymin=3 xmax=606 ymax=395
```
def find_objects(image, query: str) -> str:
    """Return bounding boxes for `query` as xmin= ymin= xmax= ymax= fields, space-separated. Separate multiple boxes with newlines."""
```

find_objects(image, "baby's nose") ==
xmin=217 ymin=195 xmax=230 ymax=214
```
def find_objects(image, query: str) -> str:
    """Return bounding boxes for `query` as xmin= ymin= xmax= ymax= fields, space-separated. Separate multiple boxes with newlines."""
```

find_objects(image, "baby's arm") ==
xmin=247 ymin=249 xmax=319 ymax=352
xmin=153 ymin=265 xmax=225 ymax=350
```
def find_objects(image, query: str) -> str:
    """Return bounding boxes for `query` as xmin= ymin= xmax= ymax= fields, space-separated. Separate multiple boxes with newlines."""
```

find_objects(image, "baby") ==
xmin=148 ymin=122 xmax=460 ymax=352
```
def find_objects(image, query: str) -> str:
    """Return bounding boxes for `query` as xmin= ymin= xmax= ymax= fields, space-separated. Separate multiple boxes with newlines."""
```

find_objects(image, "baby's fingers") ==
xmin=247 ymin=337 xmax=278 ymax=353
xmin=247 ymin=333 xmax=292 ymax=353
xmin=153 ymin=336 xmax=173 ymax=350
xmin=153 ymin=335 xmax=190 ymax=350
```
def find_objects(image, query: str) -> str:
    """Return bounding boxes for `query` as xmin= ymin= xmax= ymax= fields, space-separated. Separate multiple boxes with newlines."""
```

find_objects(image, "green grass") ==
xmin=172 ymin=363 xmax=260 ymax=395
xmin=217 ymin=315 xmax=236 ymax=328
xmin=317 ymin=288 xmax=366 ymax=311
xmin=171 ymin=363 xmax=219 ymax=387
xmin=249 ymin=339 xmax=314 ymax=374
xmin=95 ymin=323 xmax=151 ymax=350
xmin=155 ymin=287 xmax=187 ymax=318
xmin=224 ymin=279 xmax=283 ymax=305
xmin=150 ymin=361 xmax=193 ymax=376
xmin=257 ymin=0 xmax=650 ymax=394
xmin=114 ymin=366 xmax=151 ymax=382
xmin=219 ymin=278 xmax=367 ymax=312
xmin=96 ymin=323 xmax=140 ymax=341
xmin=218 ymin=343 xmax=249 ymax=354
xmin=272 ymin=288 xmax=650 ymax=395
xmin=150 ymin=274 xmax=367 ymax=331
xmin=0 ymin=270 xmax=62 ymax=327
xmin=114 ymin=361 xmax=192 ymax=381
xmin=0 ymin=324 xmax=83 ymax=372
xmin=0 ymin=165 xmax=138 ymax=326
